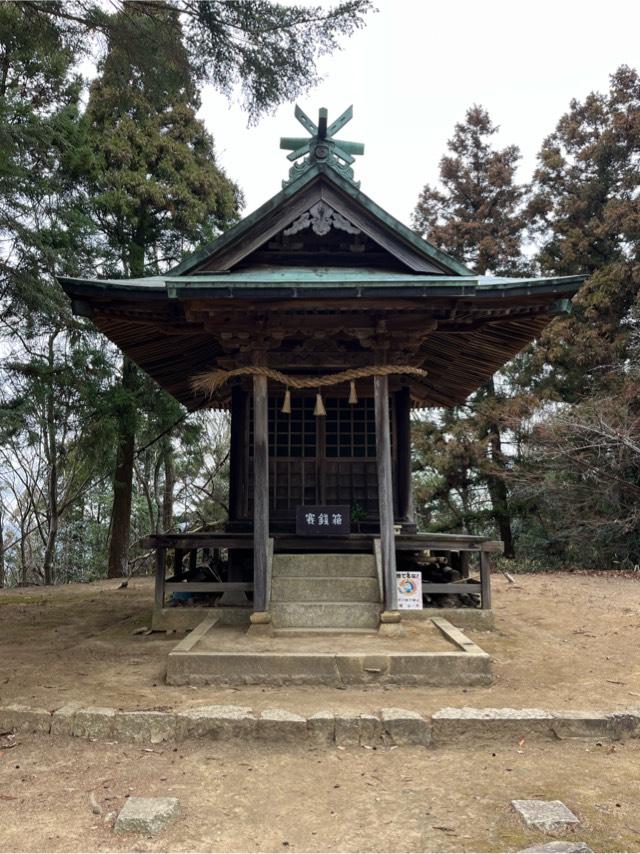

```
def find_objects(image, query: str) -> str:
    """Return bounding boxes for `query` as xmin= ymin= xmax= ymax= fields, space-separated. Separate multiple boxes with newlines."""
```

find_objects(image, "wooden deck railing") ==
xmin=142 ymin=531 xmax=502 ymax=612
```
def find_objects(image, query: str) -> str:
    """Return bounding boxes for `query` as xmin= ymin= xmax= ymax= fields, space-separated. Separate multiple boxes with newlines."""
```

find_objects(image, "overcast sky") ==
xmin=198 ymin=0 xmax=640 ymax=226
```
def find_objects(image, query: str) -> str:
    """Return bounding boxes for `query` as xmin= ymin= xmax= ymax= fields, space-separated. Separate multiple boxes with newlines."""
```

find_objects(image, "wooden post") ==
xmin=394 ymin=386 xmax=414 ymax=530
xmin=374 ymin=375 xmax=398 ymax=612
xmin=252 ymin=374 xmax=269 ymax=613
xmin=174 ymin=547 xmax=184 ymax=580
xmin=229 ymin=385 xmax=245 ymax=522
xmin=480 ymin=549 xmax=492 ymax=609
xmin=154 ymin=546 xmax=166 ymax=612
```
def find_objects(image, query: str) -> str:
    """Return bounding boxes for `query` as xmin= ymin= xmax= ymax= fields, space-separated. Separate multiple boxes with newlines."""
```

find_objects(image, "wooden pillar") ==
xmin=252 ymin=374 xmax=269 ymax=613
xmin=374 ymin=375 xmax=398 ymax=612
xmin=394 ymin=386 xmax=414 ymax=529
xmin=480 ymin=550 xmax=492 ymax=609
xmin=228 ymin=385 xmax=245 ymax=522
xmin=154 ymin=546 xmax=166 ymax=612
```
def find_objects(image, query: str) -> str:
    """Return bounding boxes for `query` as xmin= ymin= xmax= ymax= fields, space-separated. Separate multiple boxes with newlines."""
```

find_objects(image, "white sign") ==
xmin=396 ymin=571 xmax=423 ymax=610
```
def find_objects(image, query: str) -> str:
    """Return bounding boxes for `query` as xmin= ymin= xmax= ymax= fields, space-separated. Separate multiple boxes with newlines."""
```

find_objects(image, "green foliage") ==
xmin=0 ymin=3 xmax=92 ymax=325
xmin=84 ymin=3 xmax=242 ymax=277
xmin=412 ymin=105 xmax=528 ymax=276
xmin=19 ymin=0 xmax=373 ymax=122
xmin=411 ymin=106 xmax=527 ymax=555
xmin=522 ymin=65 xmax=640 ymax=400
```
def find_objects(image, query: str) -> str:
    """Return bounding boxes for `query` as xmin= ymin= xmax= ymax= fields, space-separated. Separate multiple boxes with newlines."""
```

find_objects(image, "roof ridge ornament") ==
xmin=280 ymin=105 xmax=364 ymax=187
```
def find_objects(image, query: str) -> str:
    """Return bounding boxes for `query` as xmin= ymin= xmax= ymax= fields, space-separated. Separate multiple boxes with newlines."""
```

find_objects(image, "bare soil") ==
xmin=1 ymin=573 xmax=639 ymax=714
xmin=1 ymin=735 xmax=639 ymax=852
xmin=2 ymin=573 xmax=640 ymax=852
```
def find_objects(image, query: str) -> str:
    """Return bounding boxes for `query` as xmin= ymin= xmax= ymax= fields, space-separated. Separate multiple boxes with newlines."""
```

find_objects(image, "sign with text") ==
xmin=396 ymin=571 xmax=423 ymax=610
xmin=296 ymin=505 xmax=350 ymax=536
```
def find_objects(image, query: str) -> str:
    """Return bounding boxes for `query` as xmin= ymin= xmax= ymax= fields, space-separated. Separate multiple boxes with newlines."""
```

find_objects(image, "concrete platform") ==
xmin=165 ymin=616 xmax=492 ymax=687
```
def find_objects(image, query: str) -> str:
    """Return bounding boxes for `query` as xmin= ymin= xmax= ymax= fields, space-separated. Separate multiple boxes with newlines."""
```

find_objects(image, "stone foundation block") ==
xmin=114 ymin=796 xmax=180 ymax=834
xmin=432 ymin=707 xmax=555 ymax=743
xmin=73 ymin=707 xmax=116 ymax=739
xmin=334 ymin=712 xmax=361 ymax=747
xmin=51 ymin=702 xmax=82 ymax=736
xmin=307 ymin=711 xmax=335 ymax=745
xmin=359 ymin=713 xmax=383 ymax=746
xmin=178 ymin=705 xmax=255 ymax=739
xmin=380 ymin=708 xmax=430 ymax=746
xmin=257 ymin=708 xmax=307 ymax=742
xmin=114 ymin=711 xmax=178 ymax=744
xmin=0 ymin=704 xmax=51 ymax=734
xmin=519 ymin=843 xmax=593 ymax=853
xmin=606 ymin=711 xmax=640 ymax=740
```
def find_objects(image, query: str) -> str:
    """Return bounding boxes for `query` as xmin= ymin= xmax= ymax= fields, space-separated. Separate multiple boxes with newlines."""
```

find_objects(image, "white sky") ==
xmin=198 ymin=0 xmax=640 ymax=225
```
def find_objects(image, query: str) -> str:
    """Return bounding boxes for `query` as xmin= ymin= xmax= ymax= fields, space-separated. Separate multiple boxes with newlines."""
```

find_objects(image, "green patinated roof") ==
xmin=167 ymin=160 xmax=475 ymax=278
xmin=59 ymin=270 xmax=585 ymax=300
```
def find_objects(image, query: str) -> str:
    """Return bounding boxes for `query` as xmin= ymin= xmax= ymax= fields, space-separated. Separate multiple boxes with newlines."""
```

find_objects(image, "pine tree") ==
xmin=524 ymin=65 xmax=640 ymax=400
xmin=83 ymin=3 xmax=241 ymax=577
xmin=505 ymin=66 xmax=640 ymax=567
xmin=19 ymin=0 xmax=372 ymax=122
xmin=411 ymin=106 xmax=527 ymax=556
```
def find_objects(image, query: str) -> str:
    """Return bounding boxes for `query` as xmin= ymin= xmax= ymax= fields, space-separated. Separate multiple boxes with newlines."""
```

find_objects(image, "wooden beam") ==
xmin=480 ymin=551 xmax=492 ymax=610
xmin=394 ymin=386 xmax=413 ymax=525
xmin=229 ymin=385 xmax=245 ymax=521
xmin=374 ymin=374 xmax=398 ymax=611
xmin=154 ymin=546 xmax=166 ymax=612
xmin=422 ymin=583 xmax=481 ymax=594
xmin=165 ymin=582 xmax=253 ymax=593
xmin=253 ymin=373 xmax=269 ymax=612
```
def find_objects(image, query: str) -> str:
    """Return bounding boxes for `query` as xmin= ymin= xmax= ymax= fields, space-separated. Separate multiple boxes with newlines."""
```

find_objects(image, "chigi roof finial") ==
xmin=280 ymin=105 xmax=364 ymax=187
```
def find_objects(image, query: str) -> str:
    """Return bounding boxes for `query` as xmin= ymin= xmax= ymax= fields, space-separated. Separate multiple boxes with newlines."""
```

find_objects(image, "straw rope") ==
xmin=191 ymin=364 xmax=428 ymax=396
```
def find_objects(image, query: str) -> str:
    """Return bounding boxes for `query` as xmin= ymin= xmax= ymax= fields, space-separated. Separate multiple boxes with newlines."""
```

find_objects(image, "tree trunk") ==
xmin=161 ymin=438 xmax=175 ymax=533
xmin=486 ymin=464 xmax=515 ymax=558
xmin=483 ymin=383 xmax=515 ymax=557
xmin=42 ymin=333 xmax=59 ymax=585
xmin=107 ymin=356 xmax=138 ymax=578
xmin=0 ymin=502 xmax=5 ymax=588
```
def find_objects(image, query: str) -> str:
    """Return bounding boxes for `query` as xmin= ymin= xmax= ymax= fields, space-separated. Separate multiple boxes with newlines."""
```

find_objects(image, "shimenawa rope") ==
xmin=191 ymin=364 xmax=428 ymax=396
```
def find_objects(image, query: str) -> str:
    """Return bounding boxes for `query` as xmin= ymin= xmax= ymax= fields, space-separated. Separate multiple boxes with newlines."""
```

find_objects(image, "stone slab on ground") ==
xmin=380 ymin=708 xmax=431 ymax=746
xmin=178 ymin=705 xmax=255 ymax=739
xmin=257 ymin=708 xmax=307 ymax=742
xmin=307 ymin=711 xmax=335 ymax=745
xmin=0 ymin=704 xmax=52 ymax=734
xmin=50 ymin=702 xmax=82 ymax=736
xmin=72 ymin=707 xmax=116 ymax=739
xmin=113 ymin=711 xmax=178 ymax=744
xmin=432 ymin=707 xmax=556 ymax=742
xmin=512 ymin=800 xmax=580 ymax=833
xmin=519 ymin=843 xmax=593 ymax=853
xmin=114 ymin=797 xmax=180 ymax=834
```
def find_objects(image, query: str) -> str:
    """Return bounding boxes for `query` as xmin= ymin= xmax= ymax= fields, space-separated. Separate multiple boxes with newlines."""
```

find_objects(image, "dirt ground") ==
xmin=2 ymin=573 xmax=640 ymax=853
xmin=1 ymin=572 xmax=639 ymax=714
xmin=1 ymin=735 xmax=639 ymax=852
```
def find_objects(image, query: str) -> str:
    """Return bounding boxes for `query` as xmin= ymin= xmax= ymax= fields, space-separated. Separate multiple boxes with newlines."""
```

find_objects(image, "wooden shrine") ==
xmin=60 ymin=106 xmax=584 ymax=630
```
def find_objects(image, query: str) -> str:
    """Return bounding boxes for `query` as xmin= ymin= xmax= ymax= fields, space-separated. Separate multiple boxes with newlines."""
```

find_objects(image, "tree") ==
xmin=82 ymin=3 xmax=242 ymax=577
xmin=523 ymin=65 xmax=640 ymax=401
xmin=18 ymin=0 xmax=373 ymax=122
xmin=413 ymin=105 xmax=527 ymax=277
xmin=0 ymin=4 xmax=115 ymax=584
xmin=412 ymin=107 xmax=528 ymax=556
xmin=504 ymin=66 xmax=640 ymax=567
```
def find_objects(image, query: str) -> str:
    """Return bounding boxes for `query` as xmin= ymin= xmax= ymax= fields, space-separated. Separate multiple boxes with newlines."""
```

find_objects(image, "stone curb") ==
xmin=1 ymin=703 xmax=638 ymax=748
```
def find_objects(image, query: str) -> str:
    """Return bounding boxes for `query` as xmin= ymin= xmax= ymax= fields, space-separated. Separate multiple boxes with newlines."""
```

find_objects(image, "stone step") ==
xmin=271 ymin=576 xmax=380 ymax=603
xmin=271 ymin=601 xmax=381 ymax=629
xmin=272 ymin=553 xmax=376 ymax=578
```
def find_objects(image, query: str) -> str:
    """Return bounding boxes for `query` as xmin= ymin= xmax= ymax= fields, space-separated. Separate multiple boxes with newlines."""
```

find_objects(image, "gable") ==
xmin=170 ymin=164 xmax=473 ymax=278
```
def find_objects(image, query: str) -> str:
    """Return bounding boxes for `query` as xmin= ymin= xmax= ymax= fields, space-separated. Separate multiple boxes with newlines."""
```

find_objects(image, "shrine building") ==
xmin=60 ymin=106 xmax=584 ymax=635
